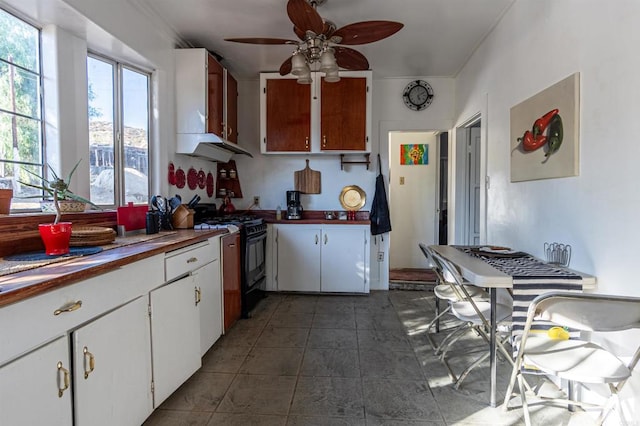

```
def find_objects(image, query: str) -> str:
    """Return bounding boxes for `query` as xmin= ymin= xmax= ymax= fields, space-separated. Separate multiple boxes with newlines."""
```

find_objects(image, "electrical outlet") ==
xmin=253 ymin=196 xmax=260 ymax=206
xmin=399 ymin=176 xmax=405 ymax=185
xmin=377 ymin=251 xmax=384 ymax=262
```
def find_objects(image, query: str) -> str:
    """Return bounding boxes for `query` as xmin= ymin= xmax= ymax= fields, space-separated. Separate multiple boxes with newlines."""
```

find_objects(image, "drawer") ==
xmin=0 ymin=254 xmax=164 ymax=365
xmin=165 ymin=241 xmax=217 ymax=282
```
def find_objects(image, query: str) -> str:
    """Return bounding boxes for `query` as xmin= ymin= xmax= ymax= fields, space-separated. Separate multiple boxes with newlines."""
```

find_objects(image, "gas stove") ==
xmin=195 ymin=214 xmax=266 ymax=236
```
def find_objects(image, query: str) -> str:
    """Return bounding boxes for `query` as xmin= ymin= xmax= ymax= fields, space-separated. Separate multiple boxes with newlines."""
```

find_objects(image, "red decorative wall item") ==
xmin=187 ymin=167 xmax=198 ymax=190
xmin=175 ymin=167 xmax=186 ymax=189
xmin=206 ymin=172 xmax=214 ymax=197
xmin=168 ymin=162 xmax=176 ymax=185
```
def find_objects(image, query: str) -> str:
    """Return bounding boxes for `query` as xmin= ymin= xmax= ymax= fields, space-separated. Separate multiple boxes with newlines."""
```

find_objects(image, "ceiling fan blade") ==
xmin=332 ymin=21 xmax=404 ymax=45
xmin=334 ymin=47 xmax=369 ymax=70
xmin=279 ymin=57 xmax=293 ymax=76
xmin=293 ymin=26 xmax=306 ymax=41
xmin=224 ymin=37 xmax=298 ymax=45
xmin=287 ymin=0 xmax=324 ymax=35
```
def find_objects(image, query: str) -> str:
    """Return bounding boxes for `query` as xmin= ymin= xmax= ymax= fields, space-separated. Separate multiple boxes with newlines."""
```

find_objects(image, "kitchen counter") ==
xmin=269 ymin=218 xmax=370 ymax=225
xmin=0 ymin=229 xmax=227 ymax=308
xmin=250 ymin=209 xmax=370 ymax=225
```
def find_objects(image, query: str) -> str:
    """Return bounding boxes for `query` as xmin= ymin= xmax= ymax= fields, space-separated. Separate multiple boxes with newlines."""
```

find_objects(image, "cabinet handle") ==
xmin=57 ymin=362 xmax=70 ymax=398
xmin=54 ymin=300 xmax=82 ymax=316
xmin=228 ymin=243 xmax=236 ymax=248
xmin=324 ymin=234 xmax=328 ymax=245
xmin=315 ymin=234 xmax=318 ymax=245
xmin=322 ymin=135 xmax=327 ymax=148
xmin=187 ymin=257 xmax=198 ymax=263
xmin=227 ymin=126 xmax=233 ymax=137
xmin=305 ymin=136 xmax=309 ymax=149
xmin=195 ymin=287 xmax=202 ymax=305
xmin=83 ymin=346 xmax=95 ymax=379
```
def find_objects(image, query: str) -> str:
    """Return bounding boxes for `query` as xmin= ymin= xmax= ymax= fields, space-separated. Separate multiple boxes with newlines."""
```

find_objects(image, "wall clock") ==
xmin=402 ymin=80 xmax=434 ymax=111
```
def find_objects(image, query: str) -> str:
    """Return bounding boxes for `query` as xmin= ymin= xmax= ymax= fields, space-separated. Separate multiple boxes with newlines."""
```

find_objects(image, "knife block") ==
xmin=172 ymin=205 xmax=194 ymax=229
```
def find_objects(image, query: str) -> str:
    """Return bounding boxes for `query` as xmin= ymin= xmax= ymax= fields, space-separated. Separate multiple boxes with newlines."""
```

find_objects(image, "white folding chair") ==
xmin=418 ymin=244 xmax=488 ymax=353
xmin=431 ymin=251 xmax=514 ymax=388
xmin=503 ymin=291 xmax=640 ymax=426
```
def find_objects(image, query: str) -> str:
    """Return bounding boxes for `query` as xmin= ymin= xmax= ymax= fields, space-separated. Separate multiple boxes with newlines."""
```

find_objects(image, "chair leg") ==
xmin=425 ymin=305 xmax=453 ymax=351
xmin=434 ymin=323 xmax=470 ymax=356
xmin=435 ymin=298 xmax=441 ymax=333
xmin=518 ymin=373 xmax=532 ymax=426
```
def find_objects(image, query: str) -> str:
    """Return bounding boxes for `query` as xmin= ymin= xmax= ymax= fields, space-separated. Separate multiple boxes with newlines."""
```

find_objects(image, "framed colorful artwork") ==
xmin=510 ymin=73 xmax=580 ymax=182
xmin=400 ymin=144 xmax=428 ymax=165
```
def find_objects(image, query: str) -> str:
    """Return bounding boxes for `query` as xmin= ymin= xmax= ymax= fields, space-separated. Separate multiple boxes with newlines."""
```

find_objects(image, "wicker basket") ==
xmin=69 ymin=226 xmax=116 ymax=247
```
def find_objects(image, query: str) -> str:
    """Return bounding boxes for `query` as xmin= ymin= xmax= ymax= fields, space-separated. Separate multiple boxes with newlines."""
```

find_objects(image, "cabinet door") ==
xmin=0 ymin=336 xmax=73 ymax=426
xmin=73 ymin=296 xmax=153 ymax=426
xmin=225 ymin=71 xmax=238 ymax=143
xmin=150 ymin=275 xmax=201 ymax=406
xmin=276 ymin=226 xmax=321 ymax=292
xmin=207 ymin=54 xmax=224 ymax=136
xmin=196 ymin=259 xmax=222 ymax=356
xmin=321 ymin=227 xmax=368 ymax=293
xmin=264 ymin=78 xmax=311 ymax=152
xmin=222 ymin=232 xmax=241 ymax=331
xmin=321 ymin=76 xmax=367 ymax=151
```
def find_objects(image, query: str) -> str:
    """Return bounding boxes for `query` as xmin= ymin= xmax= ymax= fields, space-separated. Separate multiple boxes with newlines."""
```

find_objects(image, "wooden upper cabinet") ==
xmin=260 ymin=71 xmax=370 ymax=154
xmin=320 ymin=77 xmax=367 ymax=151
xmin=225 ymin=72 xmax=238 ymax=143
xmin=207 ymin=55 xmax=224 ymax=136
xmin=265 ymin=78 xmax=311 ymax=152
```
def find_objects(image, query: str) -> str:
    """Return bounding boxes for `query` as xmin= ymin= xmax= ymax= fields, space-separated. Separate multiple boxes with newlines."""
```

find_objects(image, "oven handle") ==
xmin=246 ymin=231 xmax=267 ymax=243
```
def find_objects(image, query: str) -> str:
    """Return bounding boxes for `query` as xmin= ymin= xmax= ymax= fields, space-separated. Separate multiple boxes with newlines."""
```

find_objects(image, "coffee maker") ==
xmin=286 ymin=190 xmax=303 ymax=220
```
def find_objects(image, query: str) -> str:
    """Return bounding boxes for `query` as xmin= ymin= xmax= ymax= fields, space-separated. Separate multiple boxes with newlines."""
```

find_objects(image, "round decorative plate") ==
xmin=187 ymin=167 xmax=198 ymax=190
xmin=339 ymin=185 xmax=366 ymax=211
xmin=197 ymin=169 xmax=206 ymax=189
xmin=168 ymin=162 xmax=175 ymax=186
xmin=175 ymin=168 xmax=186 ymax=189
xmin=206 ymin=172 xmax=214 ymax=197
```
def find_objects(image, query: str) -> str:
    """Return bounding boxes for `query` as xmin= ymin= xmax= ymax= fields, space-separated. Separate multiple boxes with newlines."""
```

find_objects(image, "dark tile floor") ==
xmin=143 ymin=290 xmax=595 ymax=425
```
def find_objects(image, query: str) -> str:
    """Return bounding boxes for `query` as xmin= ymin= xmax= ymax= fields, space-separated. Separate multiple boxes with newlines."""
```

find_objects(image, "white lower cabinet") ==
xmin=196 ymin=258 xmax=223 ymax=356
xmin=73 ymin=296 xmax=153 ymax=426
xmin=275 ymin=224 xmax=369 ymax=293
xmin=0 ymin=335 xmax=73 ymax=426
xmin=276 ymin=226 xmax=321 ymax=292
xmin=150 ymin=274 xmax=201 ymax=407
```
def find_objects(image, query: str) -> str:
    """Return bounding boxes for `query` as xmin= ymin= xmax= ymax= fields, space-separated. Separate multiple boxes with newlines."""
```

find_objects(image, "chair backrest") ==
xmin=418 ymin=243 xmax=447 ymax=284
xmin=532 ymin=291 xmax=640 ymax=332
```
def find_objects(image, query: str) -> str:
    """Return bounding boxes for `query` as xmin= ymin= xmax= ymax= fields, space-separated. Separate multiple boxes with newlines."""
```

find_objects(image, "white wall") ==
xmin=454 ymin=0 xmax=640 ymax=420
xmin=389 ymin=131 xmax=438 ymax=269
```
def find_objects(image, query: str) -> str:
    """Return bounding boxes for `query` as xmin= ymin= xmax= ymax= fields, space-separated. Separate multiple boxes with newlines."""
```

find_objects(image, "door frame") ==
xmin=452 ymin=112 xmax=487 ymax=245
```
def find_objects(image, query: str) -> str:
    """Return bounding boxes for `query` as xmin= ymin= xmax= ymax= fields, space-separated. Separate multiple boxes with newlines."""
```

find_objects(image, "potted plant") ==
xmin=20 ymin=160 xmax=98 ymax=255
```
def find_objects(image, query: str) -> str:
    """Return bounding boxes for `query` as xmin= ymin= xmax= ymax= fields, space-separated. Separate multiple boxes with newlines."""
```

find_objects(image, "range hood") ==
xmin=176 ymin=133 xmax=253 ymax=163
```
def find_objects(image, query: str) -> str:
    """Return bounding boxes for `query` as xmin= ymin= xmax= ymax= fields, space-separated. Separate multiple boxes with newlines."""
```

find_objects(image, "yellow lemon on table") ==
xmin=547 ymin=326 xmax=570 ymax=340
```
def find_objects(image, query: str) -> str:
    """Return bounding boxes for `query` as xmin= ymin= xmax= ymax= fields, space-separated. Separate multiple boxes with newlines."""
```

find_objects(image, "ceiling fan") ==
xmin=224 ymin=0 xmax=403 ymax=81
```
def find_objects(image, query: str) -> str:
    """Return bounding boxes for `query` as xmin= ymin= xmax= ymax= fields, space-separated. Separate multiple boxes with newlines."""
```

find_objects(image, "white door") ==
xmin=150 ymin=275 xmax=201 ymax=406
xmin=321 ymin=227 xmax=367 ymax=293
xmin=195 ymin=259 xmax=223 ymax=356
xmin=276 ymin=225 xmax=321 ymax=292
xmin=0 ymin=336 xmax=73 ymax=426
xmin=73 ymin=296 xmax=153 ymax=426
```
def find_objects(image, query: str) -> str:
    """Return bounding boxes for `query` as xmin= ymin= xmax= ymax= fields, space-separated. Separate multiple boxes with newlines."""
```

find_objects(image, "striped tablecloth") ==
xmin=458 ymin=248 xmax=583 ymax=342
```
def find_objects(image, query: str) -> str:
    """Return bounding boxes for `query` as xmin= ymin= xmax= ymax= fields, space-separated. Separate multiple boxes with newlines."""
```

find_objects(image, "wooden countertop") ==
xmin=269 ymin=219 xmax=370 ymax=225
xmin=0 ymin=229 xmax=227 ymax=308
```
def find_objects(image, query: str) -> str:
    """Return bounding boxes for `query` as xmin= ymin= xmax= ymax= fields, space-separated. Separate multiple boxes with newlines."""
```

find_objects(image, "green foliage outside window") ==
xmin=0 ymin=8 xmax=44 ymax=207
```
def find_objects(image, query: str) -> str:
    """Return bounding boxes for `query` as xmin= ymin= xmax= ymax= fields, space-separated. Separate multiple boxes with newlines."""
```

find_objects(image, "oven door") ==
xmin=245 ymin=229 xmax=266 ymax=291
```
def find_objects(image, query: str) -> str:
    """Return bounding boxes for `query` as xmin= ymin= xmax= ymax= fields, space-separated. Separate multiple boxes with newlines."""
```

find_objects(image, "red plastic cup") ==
xmin=39 ymin=222 xmax=72 ymax=256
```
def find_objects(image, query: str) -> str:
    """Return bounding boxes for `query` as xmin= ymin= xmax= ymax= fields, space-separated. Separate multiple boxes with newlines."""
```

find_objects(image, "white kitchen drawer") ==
xmin=165 ymin=241 xmax=217 ymax=282
xmin=0 ymin=254 xmax=164 ymax=366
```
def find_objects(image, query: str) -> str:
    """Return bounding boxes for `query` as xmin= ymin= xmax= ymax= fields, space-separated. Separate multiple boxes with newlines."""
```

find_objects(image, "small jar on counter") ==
xmin=229 ymin=169 xmax=237 ymax=179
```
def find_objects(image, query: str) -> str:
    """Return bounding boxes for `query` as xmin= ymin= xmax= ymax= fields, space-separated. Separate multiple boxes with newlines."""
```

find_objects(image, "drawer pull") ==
xmin=57 ymin=362 xmax=70 ymax=397
xmin=54 ymin=300 xmax=82 ymax=316
xmin=195 ymin=287 xmax=202 ymax=305
xmin=315 ymin=235 xmax=319 ymax=245
xmin=83 ymin=346 xmax=95 ymax=379
xmin=228 ymin=243 xmax=236 ymax=248
xmin=324 ymin=234 xmax=328 ymax=245
xmin=187 ymin=257 xmax=198 ymax=263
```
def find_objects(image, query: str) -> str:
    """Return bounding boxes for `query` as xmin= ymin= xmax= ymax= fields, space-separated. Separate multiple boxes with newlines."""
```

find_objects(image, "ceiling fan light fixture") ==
xmin=297 ymin=66 xmax=313 ymax=84
xmin=291 ymin=52 xmax=307 ymax=76
xmin=324 ymin=68 xmax=340 ymax=83
xmin=319 ymin=47 xmax=338 ymax=73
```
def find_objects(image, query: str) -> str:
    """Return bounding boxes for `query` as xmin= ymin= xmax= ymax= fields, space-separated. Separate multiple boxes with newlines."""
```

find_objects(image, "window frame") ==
xmin=87 ymin=52 xmax=152 ymax=208
xmin=0 ymin=6 xmax=45 ymax=211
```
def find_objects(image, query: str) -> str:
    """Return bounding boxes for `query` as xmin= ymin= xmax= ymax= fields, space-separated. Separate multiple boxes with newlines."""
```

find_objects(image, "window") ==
xmin=87 ymin=54 xmax=150 ymax=206
xmin=0 ymin=8 xmax=43 ymax=210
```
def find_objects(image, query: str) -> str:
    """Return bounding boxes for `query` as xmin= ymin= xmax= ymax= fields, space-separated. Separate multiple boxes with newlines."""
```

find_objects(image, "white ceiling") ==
xmin=137 ymin=0 xmax=514 ymax=79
